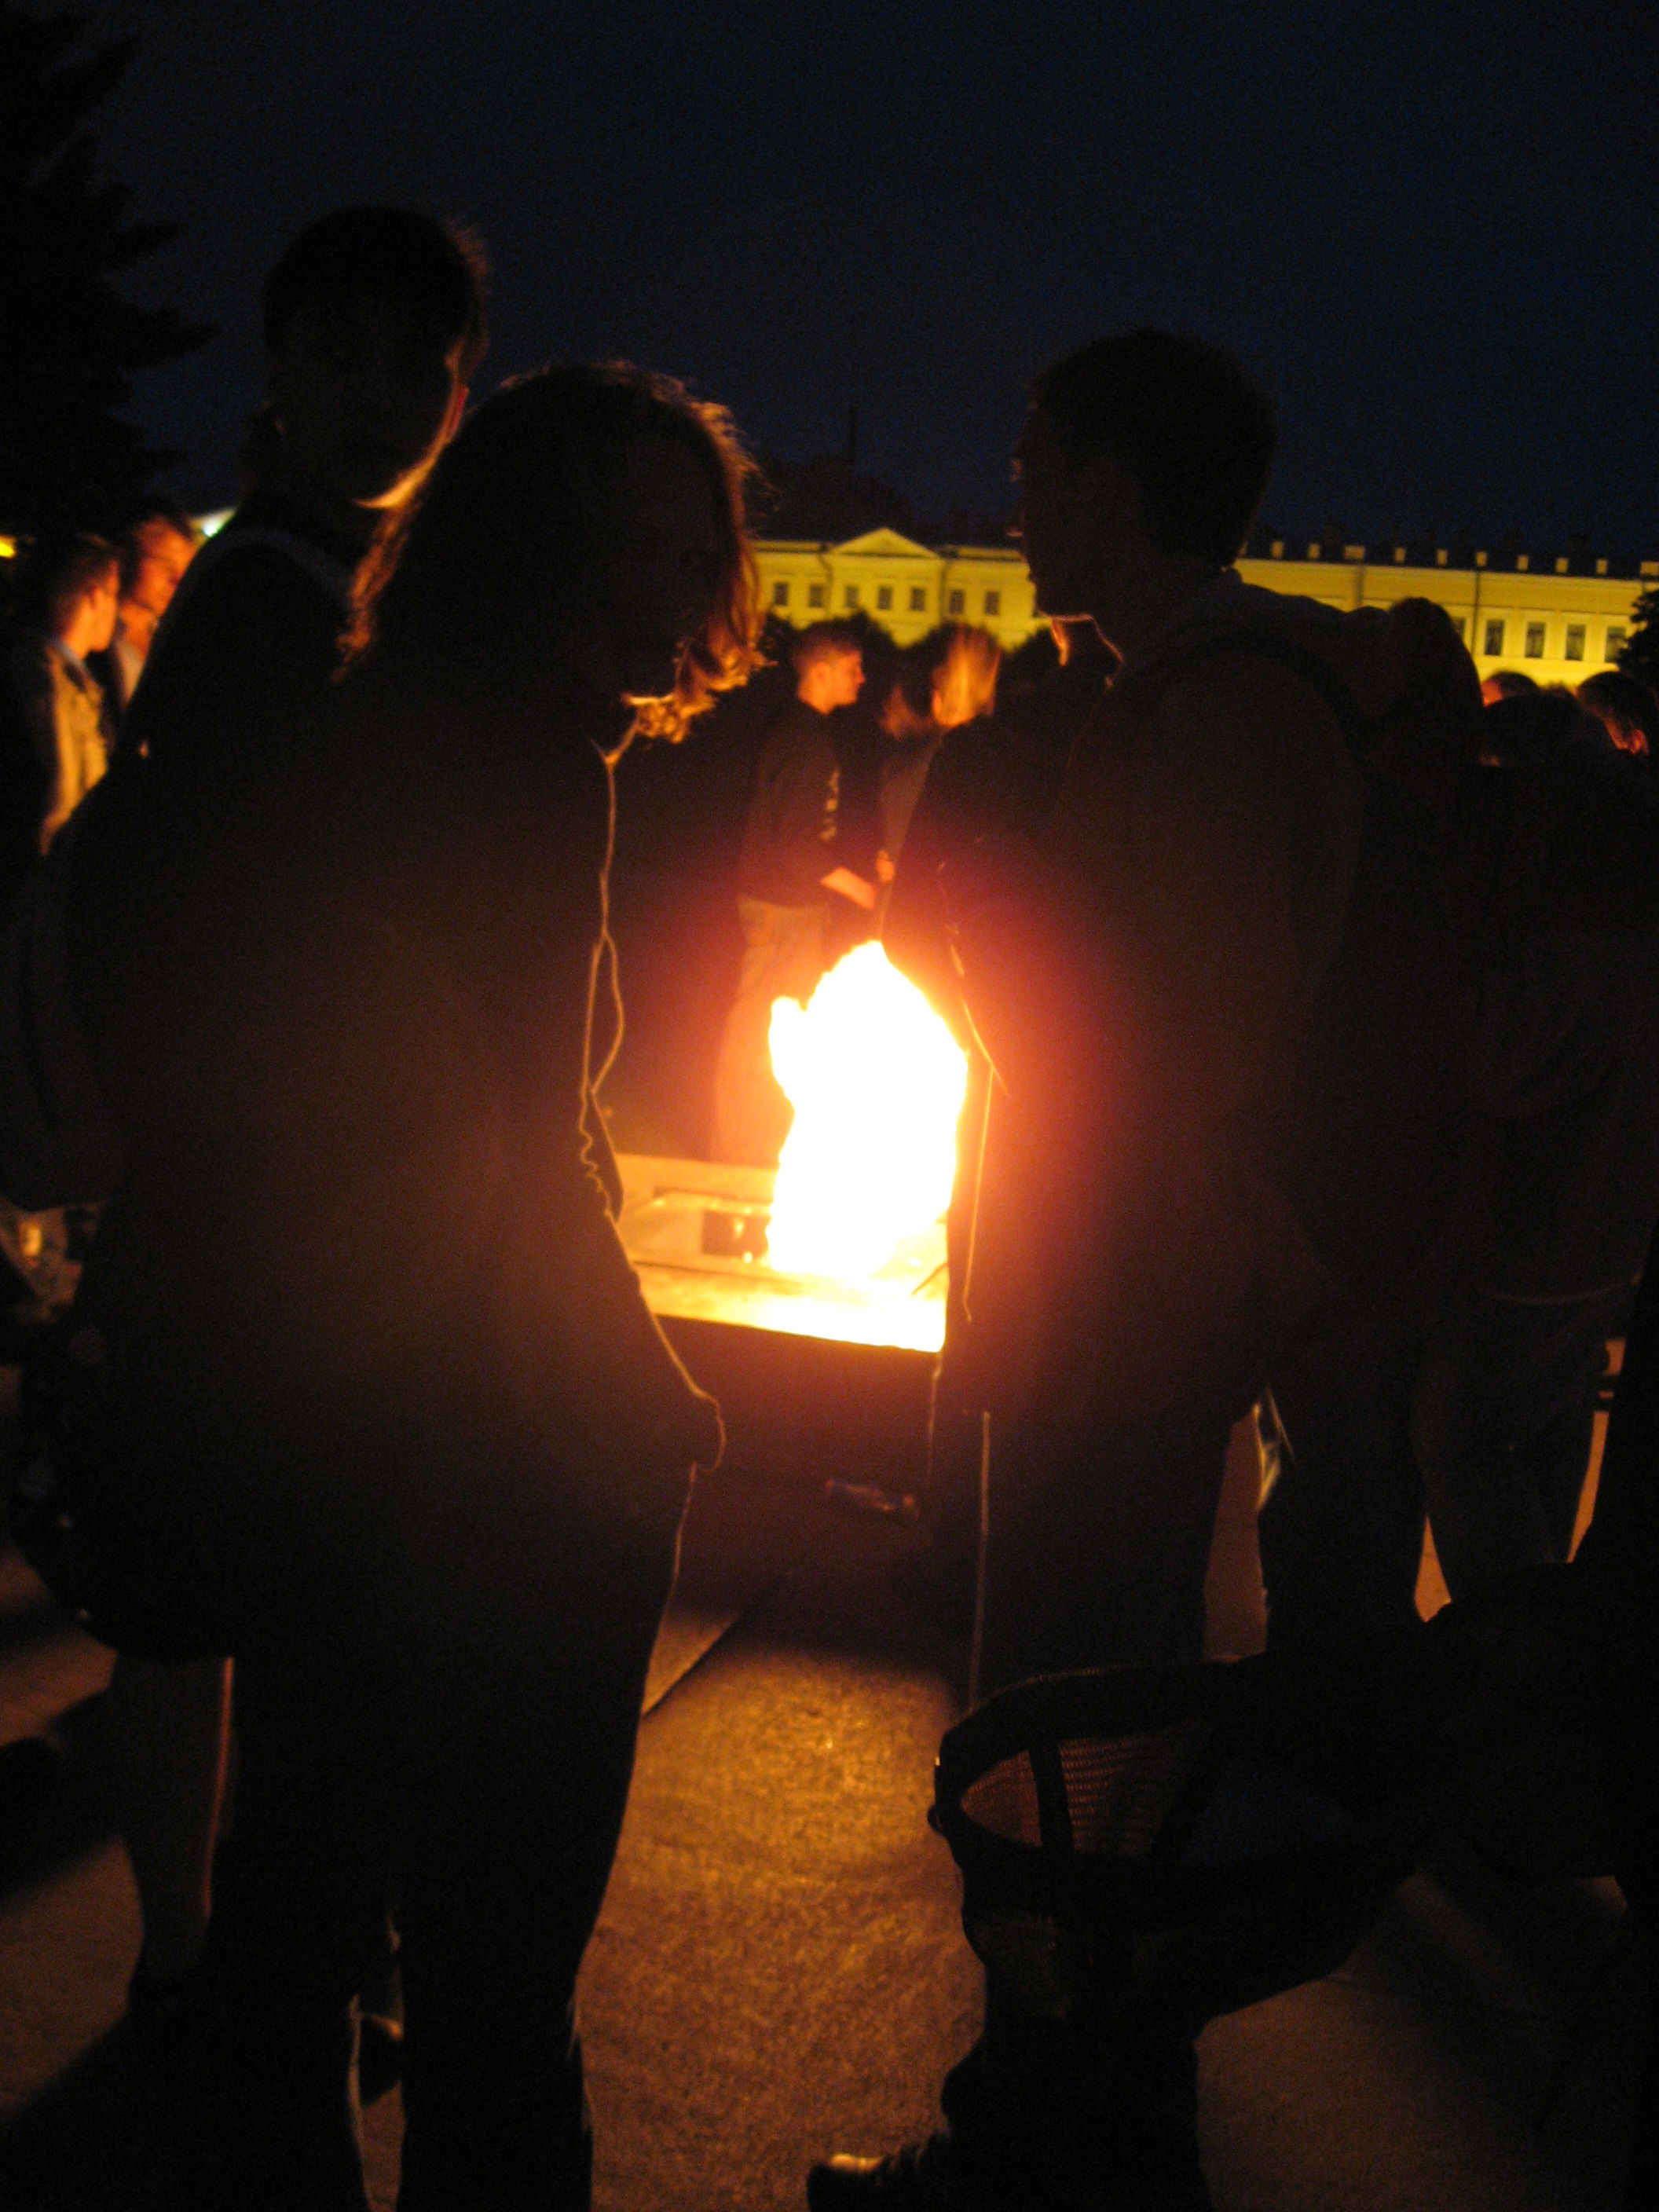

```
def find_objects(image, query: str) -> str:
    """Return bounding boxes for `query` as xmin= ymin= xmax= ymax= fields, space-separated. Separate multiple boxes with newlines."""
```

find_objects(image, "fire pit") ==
xmin=618 ymin=940 xmax=967 ymax=1355
xmin=616 ymin=1153 xmax=949 ymax=1355
xmin=614 ymin=942 xmax=968 ymax=1485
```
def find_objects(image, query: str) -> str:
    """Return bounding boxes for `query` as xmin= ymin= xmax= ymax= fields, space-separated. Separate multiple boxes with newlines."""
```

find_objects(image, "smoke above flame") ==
xmin=765 ymin=943 xmax=968 ymax=1281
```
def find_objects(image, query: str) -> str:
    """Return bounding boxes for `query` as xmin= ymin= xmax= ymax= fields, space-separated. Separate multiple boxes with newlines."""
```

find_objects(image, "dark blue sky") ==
xmin=66 ymin=0 xmax=1659 ymax=546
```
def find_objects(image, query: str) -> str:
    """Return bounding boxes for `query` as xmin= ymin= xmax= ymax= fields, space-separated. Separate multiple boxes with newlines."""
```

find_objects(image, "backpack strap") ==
xmin=1097 ymin=623 xmax=1467 ymax=1306
xmin=1112 ymin=626 xmax=1372 ymax=769
xmin=144 ymin=521 xmax=356 ymax=672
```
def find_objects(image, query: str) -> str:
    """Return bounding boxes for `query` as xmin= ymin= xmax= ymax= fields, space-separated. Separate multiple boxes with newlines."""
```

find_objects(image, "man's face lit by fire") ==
xmin=797 ymin=645 xmax=864 ymax=716
xmin=82 ymin=569 xmax=121 ymax=656
xmin=824 ymin=649 xmax=865 ymax=710
xmin=119 ymin=521 xmax=196 ymax=659
xmin=267 ymin=296 xmax=467 ymax=512
xmin=595 ymin=437 xmax=724 ymax=702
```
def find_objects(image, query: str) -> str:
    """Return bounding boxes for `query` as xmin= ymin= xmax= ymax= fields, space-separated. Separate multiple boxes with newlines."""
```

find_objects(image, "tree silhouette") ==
xmin=1617 ymin=586 xmax=1659 ymax=696
xmin=1 ymin=2 xmax=211 ymax=541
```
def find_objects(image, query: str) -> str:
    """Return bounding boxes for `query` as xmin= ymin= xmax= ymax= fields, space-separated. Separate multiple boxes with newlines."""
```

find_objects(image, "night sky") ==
xmin=58 ymin=0 xmax=1659 ymax=548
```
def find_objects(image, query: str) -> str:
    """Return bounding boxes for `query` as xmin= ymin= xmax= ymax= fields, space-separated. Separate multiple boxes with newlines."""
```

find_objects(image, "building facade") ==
xmin=753 ymin=529 xmax=1657 ymax=687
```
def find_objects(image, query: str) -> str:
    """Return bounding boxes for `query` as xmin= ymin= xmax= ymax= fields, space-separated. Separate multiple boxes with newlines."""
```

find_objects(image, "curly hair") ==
xmin=346 ymin=363 xmax=764 ymax=734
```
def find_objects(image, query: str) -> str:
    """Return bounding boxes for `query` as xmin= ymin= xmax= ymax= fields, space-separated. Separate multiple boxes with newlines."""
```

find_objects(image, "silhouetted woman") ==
xmin=65 ymin=364 xmax=762 ymax=2210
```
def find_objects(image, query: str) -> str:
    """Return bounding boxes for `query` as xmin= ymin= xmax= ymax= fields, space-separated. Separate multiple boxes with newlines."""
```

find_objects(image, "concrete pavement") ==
xmin=0 ymin=1417 xmax=1642 ymax=2209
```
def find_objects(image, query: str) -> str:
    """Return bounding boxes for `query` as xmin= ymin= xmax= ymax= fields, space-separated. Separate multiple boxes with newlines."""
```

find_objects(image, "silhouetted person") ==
xmin=123 ymin=207 xmax=486 ymax=786
xmin=62 ymin=363 xmax=756 ymax=2210
xmin=814 ymin=330 xmax=1389 ymax=2210
xmin=1481 ymin=666 xmax=1538 ymax=705
xmin=1411 ymin=687 xmax=1659 ymax=1595
xmin=87 ymin=208 xmax=487 ymax=2034
xmin=713 ymin=623 xmax=877 ymax=1162
xmin=1577 ymin=667 xmax=1657 ymax=759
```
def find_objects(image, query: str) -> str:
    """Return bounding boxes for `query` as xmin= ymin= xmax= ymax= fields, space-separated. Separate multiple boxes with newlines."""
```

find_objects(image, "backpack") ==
xmin=1137 ymin=603 xmax=1481 ymax=1310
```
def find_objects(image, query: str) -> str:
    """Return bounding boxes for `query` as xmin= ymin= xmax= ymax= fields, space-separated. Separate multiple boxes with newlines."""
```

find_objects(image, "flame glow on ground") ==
xmin=765 ymin=943 xmax=968 ymax=1281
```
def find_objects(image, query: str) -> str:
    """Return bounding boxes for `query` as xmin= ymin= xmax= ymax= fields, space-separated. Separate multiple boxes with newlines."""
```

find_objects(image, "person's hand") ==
xmin=620 ymin=1390 xmax=723 ymax=1534
xmin=680 ymin=1386 xmax=725 ymax=1474
xmin=822 ymin=865 xmax=877 ymax=912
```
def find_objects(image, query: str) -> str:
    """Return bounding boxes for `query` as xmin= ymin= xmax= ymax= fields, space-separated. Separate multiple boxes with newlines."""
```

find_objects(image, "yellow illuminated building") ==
xmin=755 ymin=529 xmax=1040 ymax=651
xmin=754 ymin=530 xmax=1657 ymax=687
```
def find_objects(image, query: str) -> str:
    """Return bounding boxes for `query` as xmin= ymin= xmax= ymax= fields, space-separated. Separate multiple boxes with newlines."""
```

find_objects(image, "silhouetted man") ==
xmin=814 ymin=331 xmax=1367 ymax=2210
xmin=68 ymin=207 xmax=488 ymax=2047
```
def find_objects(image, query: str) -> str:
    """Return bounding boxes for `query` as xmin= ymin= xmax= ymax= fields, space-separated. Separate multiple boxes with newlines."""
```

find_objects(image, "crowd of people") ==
xmin=1 ymin=203 xmax=1656 ymax=2211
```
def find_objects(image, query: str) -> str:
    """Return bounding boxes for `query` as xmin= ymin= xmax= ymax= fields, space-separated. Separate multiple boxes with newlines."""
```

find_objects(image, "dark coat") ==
xmin=66 ymin=661 xmax=711 ymax=1621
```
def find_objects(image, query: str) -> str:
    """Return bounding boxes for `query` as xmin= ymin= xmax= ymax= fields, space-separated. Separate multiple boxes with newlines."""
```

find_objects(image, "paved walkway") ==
xmin=0 ymin=1426 xmax=1642 ymax=2208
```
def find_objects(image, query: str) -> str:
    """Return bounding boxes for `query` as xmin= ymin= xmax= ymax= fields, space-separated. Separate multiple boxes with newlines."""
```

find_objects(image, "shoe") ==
xmin=807 ymin=2136 xmax=980 ymax=2210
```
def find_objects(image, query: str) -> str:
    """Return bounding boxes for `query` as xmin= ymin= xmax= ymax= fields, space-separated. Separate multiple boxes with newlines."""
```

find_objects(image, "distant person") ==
xmin=713 ymin=623 xmax=877 ymax=1162
xmin=64 ymin=361 xmax=751 ymax=2211
xmin=1481 ymin=667 xmax=1538 ymax=705
xmin=1412 ymin=687 xmax=1659 ymax=1597
xmin=1577 ymin=667 xmax=1657 ymax=759
xmin=874 ymin=650 xmax=942 ymax=869
xmin=875 ymin=624 xmax=999 ymax=879
xmin=2 ymin=533 xmax=120 ymax=875
xmin=79 ymin=206 xmax=487 ymax=2042
xmin=86 ymin=507 xmax=201 ymax=740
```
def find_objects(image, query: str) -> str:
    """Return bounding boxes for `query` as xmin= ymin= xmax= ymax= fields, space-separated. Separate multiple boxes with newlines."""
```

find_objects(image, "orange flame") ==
xmin=766 ymin=943 xmax=969 ymax=1280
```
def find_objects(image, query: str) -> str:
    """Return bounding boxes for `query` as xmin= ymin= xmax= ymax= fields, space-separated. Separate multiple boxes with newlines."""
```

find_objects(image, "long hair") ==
xmin=345 ymin=363 xmax=763 ymax=734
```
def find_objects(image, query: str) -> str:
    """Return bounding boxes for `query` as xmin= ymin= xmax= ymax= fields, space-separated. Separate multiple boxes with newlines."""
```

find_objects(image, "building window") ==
xmin=1524 ymin=623 xmax=1546 ymax=659
xmin=808 ymin=583 xmax=826 ymax=609
xmin=909 ymin=586 xmax=927 ymax=613
xmin=1452 ymin=617 xmax=1467 ymax=641
xmin=876 ymin=584 xmax=892 ymax=611
xmin=1607 ymin=625 xmax=1628 ymax=657
xmin=771 ymin=580 xmax=790 ymax=608
xmin=844 ymin=584 xmax=860 ymax=609
xmin=947 ymin=588 xmax=965 ymax=616
xmin=1482 ymin=619 xmax=1505 ymax=657
xmin=1565 ymin=624 xmax=1586 ymax=661
xmin=983 ymin=589 xmax=1002 ymax=617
